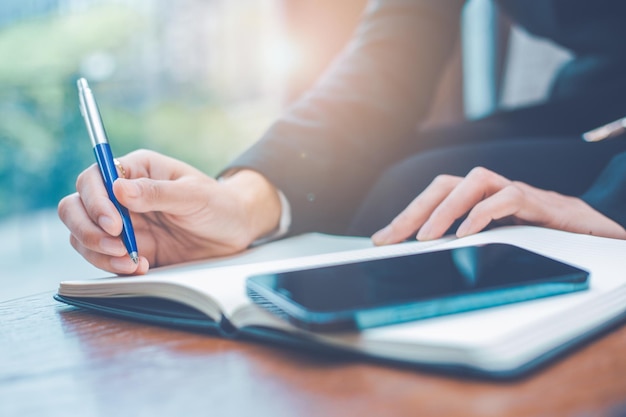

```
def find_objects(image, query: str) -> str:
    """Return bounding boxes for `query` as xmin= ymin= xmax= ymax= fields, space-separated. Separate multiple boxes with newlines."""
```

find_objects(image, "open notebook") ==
xmin=55 ymin=226 xmax=626 ymax=379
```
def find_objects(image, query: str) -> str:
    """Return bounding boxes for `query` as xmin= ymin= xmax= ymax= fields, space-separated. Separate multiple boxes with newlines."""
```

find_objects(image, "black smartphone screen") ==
xmin=246 ymin=244 xmax=589 ymax=331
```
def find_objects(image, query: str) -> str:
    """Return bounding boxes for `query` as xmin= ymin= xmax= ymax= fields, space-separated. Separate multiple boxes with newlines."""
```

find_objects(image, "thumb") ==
xmin=113 ymin=177 xmax=209 ymax=214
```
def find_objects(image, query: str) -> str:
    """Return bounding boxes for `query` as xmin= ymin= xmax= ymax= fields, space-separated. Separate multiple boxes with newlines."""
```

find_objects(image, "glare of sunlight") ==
xmin=263 ymin=37 xmax=301 ymax=81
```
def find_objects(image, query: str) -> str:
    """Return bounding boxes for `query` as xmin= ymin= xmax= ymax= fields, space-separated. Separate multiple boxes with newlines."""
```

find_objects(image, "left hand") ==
xmin=372 ymin=166 xmax=626 ymax=245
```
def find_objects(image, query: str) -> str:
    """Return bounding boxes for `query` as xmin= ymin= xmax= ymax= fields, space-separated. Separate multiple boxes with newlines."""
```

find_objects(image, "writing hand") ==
xmin=58 ymin=150 xmax=281 ymax=275
xmin=372 ymin=166 xmax=626 ymax=245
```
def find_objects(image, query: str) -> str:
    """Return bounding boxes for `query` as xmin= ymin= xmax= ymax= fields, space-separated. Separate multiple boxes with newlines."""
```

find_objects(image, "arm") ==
xmin=227 ymin=0 xmax=465 ymax=235
xmin=580 ymin=151 xmax=626 ymax=229
xmin=58 ymin=0 xmax=466 ymax=274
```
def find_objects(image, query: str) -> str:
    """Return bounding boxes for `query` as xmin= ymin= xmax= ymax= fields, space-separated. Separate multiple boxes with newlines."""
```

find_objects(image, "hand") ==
xmin=372 ymin=166 xmax=626 ymax=245
xmin=58 ymin=150 xmax=282 ymax=275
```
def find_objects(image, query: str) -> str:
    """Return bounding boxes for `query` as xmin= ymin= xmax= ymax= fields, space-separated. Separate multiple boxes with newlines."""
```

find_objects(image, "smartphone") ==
xmin=246 ymin=243 xmax=589 ymax=332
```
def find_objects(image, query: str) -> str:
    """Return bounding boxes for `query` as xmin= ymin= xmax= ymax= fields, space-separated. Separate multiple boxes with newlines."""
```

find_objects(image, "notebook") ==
xmin=55 ymin=226 xmax=626 ymax=379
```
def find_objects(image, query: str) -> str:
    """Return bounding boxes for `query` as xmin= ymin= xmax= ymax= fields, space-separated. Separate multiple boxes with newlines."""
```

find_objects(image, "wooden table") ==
xmin=2 ymin=292 xmax=626 ymax=417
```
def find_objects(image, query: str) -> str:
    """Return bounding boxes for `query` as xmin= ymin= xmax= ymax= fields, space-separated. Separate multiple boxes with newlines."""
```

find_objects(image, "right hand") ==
xmin=58 ymin=150 xmax=282 ymax=275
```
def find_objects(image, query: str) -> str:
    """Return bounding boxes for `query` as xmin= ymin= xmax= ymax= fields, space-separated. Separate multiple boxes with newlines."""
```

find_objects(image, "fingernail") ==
xmin=111 ymin=256 xmax=137 ymax=273
xmin=98 ymin=215 xmax=115 ymax=232
xmin=100 ymin=237 xmax=125 ymax=255
xmin=456 ymin=218 xmax=472 ymax=237
xmin=372 ymin=226 xmax=392 ymax=245
xmin=416 ymin=223 xmax=432 ymax=240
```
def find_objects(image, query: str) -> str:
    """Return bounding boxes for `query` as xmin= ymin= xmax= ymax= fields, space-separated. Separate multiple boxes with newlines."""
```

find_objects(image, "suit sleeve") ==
xmin=581 ymin=150 xmax=626 ymax=229
xmin=224 ymin=0 xmax=465 ymax=235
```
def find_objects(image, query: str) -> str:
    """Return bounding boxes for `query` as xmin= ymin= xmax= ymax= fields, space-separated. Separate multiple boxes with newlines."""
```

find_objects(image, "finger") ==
xmin=372 ymin=174 xmax=461 ymax=245
xmin=75 ymin=164 xmax=124 ymax=236
xmin=70 ymin=234 xmax=149 ymax=275
xmin=58 ymin=193 xmax=127 ymax=256
xmin=456 ymin=184 xmax=527 ymax=237
xmin=113 ymin=176 xmax=216 ymax=215
xmin=116 ymin=149 xmax=203 ymax=181
xmin=417 ymin=167 xmax=511 ymax=240
xmin=76 ymin=150 xmax=200 ymax=236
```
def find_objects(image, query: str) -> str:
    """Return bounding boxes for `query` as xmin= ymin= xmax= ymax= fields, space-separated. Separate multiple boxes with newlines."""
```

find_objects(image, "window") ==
xmin=0 ymin=0 xmax=293 ymax=300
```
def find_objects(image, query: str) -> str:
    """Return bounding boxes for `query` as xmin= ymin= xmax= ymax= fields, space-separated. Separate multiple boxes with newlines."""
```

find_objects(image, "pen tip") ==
xmin=130 ymin=252 xmax=139 ymax=264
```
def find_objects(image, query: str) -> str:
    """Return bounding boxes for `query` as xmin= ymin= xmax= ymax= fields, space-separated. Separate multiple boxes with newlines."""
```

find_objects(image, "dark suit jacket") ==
xmin=227 ymin=0 xmax=626 ymax=235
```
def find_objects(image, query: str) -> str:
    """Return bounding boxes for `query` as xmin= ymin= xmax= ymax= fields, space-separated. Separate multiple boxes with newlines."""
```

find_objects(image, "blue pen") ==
xmin=77 ymin=78 xmax=139 ymax=264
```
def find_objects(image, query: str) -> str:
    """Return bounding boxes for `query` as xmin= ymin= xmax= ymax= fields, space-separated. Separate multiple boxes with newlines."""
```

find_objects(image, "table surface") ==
xmin=2 ymin=292 xmax=626 ymax=417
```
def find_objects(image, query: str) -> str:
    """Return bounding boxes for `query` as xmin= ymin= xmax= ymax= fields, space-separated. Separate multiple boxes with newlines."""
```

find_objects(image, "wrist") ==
xmin=219 ymin=169 xmax=282 ymax=243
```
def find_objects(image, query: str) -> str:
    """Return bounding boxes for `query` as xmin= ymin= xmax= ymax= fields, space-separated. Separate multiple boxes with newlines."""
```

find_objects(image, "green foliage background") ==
xmin=0 ymin=4 xmax=273 ymax=218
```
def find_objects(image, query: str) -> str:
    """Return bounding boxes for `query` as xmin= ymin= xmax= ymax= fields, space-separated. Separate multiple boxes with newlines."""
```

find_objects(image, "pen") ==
xmin=582 ymin=116 xmax=626 ymax=142
xmin=77 ymin=78 xmax=139 ymax=264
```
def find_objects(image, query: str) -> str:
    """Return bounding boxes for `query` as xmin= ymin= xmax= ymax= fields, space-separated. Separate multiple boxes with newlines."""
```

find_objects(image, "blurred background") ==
xmin=0 ymin=0 xmax=366 ymax=301
xmin=0 ymin=0 xmax=568 ymax=302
